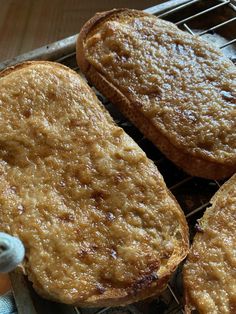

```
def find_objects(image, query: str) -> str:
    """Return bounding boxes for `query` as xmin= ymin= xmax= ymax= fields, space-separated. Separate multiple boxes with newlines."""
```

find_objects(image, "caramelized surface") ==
xmin=84 ymin=10 xmax=236 ymax=166
xmin=0 ymin=62 xmax=188 ymax=305
xmin=184 ymin=174 xmax=236 ymax=314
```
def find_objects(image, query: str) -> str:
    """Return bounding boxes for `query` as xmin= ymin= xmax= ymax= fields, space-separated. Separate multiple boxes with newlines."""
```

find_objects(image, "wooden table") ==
xmin=0 ymin=0 xmax=165 ymax=62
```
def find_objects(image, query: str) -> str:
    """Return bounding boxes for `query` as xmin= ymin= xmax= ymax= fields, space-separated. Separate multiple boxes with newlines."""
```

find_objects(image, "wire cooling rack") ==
xmin=77 ymin=2 xmax=236 ymax=312
xmin=1 ymin=1 xmax=235 ymax=313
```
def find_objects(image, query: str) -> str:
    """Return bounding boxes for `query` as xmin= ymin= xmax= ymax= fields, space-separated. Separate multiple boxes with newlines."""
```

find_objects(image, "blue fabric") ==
xmin=0 ymin=232 xmax=25 ymax=273
xmin=0 ymin=233 xmax=23 ymax=314
xmin=0 ymin=291 xmax=17 ymax=314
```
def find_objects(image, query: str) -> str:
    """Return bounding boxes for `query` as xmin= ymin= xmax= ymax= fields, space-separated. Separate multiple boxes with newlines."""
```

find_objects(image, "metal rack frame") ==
xmin=1 ymin=1 xmax=235 ymax=313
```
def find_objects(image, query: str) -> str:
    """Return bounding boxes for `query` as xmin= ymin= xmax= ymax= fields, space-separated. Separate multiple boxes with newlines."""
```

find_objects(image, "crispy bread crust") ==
xmin=76 ymin=9 xmax=236 ymax=180
xmin=0 ymin=61 xmax=189 ymax=307
xmin=0 ymin=60 xmax=73 ymax=77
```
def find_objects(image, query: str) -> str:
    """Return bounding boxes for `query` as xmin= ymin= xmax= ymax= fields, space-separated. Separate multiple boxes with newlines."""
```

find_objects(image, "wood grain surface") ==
xmin=0 ymin=0 xmax=164 ymax=62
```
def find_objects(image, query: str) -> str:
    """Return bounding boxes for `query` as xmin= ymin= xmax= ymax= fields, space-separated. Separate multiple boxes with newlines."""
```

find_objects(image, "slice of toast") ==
xmin=0 ymin=61 xmax=189 ymax=307
xmin=183 ymin=174 xmax=236 ymax=314
xmin=76 ymin=9 xmax=236 ymax=180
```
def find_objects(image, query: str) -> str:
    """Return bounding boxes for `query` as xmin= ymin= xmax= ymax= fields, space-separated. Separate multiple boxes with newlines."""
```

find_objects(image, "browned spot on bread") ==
xmin=58 ymin=213 xmax=75 ymax=222
xmin=23 ymin=108 xmax=32 ymax=118
xmin=113 ymin=174 xmax=124 ymax=183
xmin=69 ymin=119 xmax=80 ymax=128
xmin=220 ymin=90 xmax=236 ymax=104
xmin=47 ymin=91 xmax=57 ymax=101
xmin=91 ymin=190 xmax=109 ymax=202
xmin=130 ymin=271 xmax=158 ymax=296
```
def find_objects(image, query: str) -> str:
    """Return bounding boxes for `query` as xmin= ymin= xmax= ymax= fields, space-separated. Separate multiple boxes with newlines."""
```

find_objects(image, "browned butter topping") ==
xmin=84 ymin=11 xmax=236 ymax=165
xmin=0 ymin=63 xmax=188 ymax=305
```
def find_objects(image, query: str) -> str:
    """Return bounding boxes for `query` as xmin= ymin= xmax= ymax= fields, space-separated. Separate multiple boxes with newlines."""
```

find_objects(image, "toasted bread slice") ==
xmin=76 ymin=9 xmax=236 ymax=180
xmin=183 ymin=174 xmax=236 ymax=314
xmin=0 ymin=61 xmax=188 ymax=307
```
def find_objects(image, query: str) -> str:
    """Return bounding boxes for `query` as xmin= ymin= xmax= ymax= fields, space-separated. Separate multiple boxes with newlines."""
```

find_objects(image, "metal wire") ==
xmin=169 ymin=177 xmax=193 ymax=190
xmin=157 ymin=0 xmax=200 ymax=18
xmin=214 ymin=180 xmax=222 ymax=188
xmin=186 ymin=202 xmax=209 ymax=218
xmin=56 ymin=51 xmax=76 ymax=63
xmin=152 ymin=0 xmax=236 ymax=50
xmin=175 ymin=0 xmax=230 ymax=25
xmin=198 ymin=16 xmax=236 ymax=35
xmin=167 ymin=285 xmax=180 ymax=305
xmin=183 ymin=23 xmax=195 ymax=35
xmin=220 ymin=37 xmax=236 ymax=48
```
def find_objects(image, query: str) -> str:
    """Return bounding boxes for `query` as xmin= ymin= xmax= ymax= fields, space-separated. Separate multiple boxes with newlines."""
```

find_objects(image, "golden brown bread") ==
xmin=0 ymin=61 xmax=189 ymax=307
xmin=76 ymin=9 xmax=236 ymax=180
xmin=183 ymin=174 xmax=236 ymax=314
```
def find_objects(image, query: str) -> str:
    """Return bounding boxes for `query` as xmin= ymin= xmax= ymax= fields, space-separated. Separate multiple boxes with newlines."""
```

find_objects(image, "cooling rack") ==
xmin=0 ymin=0 xmax=235 ymax=313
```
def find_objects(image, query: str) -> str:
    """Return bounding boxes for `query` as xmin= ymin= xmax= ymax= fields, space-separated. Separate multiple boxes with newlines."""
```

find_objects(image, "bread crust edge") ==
xmin=76 ymin=8 xmax=236 ymax=180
